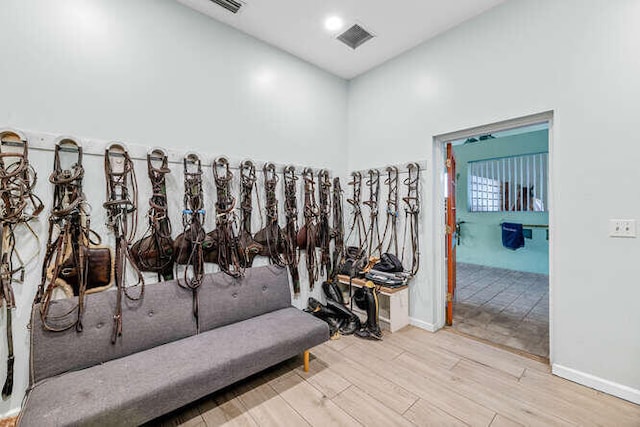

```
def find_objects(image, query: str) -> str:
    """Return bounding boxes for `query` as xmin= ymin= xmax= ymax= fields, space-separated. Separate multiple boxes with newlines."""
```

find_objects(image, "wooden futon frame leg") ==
xmin=303 ymin=350 xmax=310 ymax=372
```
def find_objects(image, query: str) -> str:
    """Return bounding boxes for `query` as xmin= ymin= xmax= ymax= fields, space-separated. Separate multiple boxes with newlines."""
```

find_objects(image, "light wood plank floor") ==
xmin=148 ymin=326 xmax=640 ymax=427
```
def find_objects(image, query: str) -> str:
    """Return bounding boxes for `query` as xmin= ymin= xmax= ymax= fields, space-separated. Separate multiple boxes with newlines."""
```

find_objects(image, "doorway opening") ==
xmin=443 ymin=119 xmax=550 ymax=360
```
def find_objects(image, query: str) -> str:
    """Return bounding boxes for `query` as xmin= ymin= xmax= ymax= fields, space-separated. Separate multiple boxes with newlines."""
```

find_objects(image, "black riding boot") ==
xmin=322 ymin=281 xmax=345 ymax=305
xmin=355 ymin=282 xmax=383 ymax=341
xmin=325 ymin=300 xmax=360 ymax=335
xmin=305 ymin=298 xmax=342 ymax=339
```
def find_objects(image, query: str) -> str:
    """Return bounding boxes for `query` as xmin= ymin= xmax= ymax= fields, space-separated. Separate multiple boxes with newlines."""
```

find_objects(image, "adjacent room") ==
xmin=449 ymin=124 xmax=550 ymax=359
xmin=1 ymin=0 xmax=639 ymax=426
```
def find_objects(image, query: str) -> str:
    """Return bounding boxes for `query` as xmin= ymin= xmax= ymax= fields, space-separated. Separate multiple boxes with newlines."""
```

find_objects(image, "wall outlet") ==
xmin=609 ymin=219 xmax=636 ymax=238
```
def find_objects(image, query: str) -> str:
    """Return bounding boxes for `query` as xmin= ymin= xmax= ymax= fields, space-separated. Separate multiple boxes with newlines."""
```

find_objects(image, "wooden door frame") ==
xmin=431 ymin=111 xmax=555 ymax=362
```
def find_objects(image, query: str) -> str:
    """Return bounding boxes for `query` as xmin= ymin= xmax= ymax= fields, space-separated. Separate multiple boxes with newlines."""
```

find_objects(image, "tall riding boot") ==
xmin=325 ymin=299 xmax=360 ymax=335
xmin=322 ymin=281 xmax=345 ymax=305
xmin=305 ymin=298 xmax=342 ymax=339
xmin=355 ymin=282 xmax=383 ymax=341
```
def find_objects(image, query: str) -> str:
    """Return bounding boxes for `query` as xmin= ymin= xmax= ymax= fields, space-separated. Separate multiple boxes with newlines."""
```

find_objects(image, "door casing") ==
xmin=431 ymin=111 xmax=555 ymax=362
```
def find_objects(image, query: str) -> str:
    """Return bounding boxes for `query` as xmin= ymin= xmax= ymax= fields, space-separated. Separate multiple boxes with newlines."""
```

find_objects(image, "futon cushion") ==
xmin=197 ymin=264 xmax=292 ymax=333
xmin=18 ymin=307 xmax=328 ymax=427
xmin=30 ymin=281 xmax=196 ymax=384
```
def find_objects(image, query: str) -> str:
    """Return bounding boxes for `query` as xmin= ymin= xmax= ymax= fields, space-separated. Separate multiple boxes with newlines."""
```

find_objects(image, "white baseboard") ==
xmin=552 ymin=364 xmax=640 ymax=405
xmin=409 ymin=317 xmax=437 ymax=332
xmin=1 ymin=407 xmax=20 ymax=420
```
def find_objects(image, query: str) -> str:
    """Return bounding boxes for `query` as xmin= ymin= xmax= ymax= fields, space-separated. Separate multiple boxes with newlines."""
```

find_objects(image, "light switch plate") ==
xmin=609 ymin=219 xmax=636 ymax=238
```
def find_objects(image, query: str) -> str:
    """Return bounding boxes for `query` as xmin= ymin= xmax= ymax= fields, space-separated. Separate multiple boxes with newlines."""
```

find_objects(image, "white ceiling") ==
xmin=177 ymin=0 xmax=507 ymax=79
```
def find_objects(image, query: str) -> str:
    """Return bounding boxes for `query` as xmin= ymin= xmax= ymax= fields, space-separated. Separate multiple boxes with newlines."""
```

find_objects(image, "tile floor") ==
xmin=453 ymin=263 xmax=549 ymax=358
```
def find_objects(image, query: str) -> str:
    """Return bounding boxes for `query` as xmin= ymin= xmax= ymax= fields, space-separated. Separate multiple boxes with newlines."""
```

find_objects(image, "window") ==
xmin=468 ymin=152 xmax=548 ymax=212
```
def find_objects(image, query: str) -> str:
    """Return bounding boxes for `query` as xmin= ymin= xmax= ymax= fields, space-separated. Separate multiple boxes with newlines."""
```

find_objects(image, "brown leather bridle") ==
xmin=330 ymin=177 xmax=344 ymax=280
xmin=238 ymin=160 xmax=263 ymax=268
xmin=282 ymin=166 xmax=301 ymax=293
xmin=0 ymin=130 xmax=42 ymax=398
xmin=380 ymin=166 xmax=400 ymax=256
xmin=301 ymin=168 xmax=319 ymax=289
xmin=132 ymin=148 xmax=174 ymax=281
xmin=317 ymin=169 xmax=332 ymax=278
xmin=103 ymin=143 xmax=144 ymax=344
xmin=174 ymin=153 xmax=208 ymax=331
xmin=402 ymin=163 xmax=420 ymax=276
xmin=364 ymin=169 xmax=382 ymax=258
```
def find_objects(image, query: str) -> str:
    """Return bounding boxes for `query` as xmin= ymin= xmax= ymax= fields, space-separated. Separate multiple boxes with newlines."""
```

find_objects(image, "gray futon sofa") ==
xmin=18 ymin=265 xmax=329 ymax=426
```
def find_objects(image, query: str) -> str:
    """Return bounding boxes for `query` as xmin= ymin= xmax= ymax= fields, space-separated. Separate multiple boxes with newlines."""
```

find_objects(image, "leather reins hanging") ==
xmin=300 ymin=168 xmax=319 ymax=289
xmin=37 ymin=138 xmax=111 ymax=335
xmin=132 ymin=148 xmax=174 ymax=281
xmin=380 ymin=166 xmax=400 ymax=256
xmin=208 ymin=156 xmax=243 ymax=277
xmin=174 ymin=153 xmax=208 ymax=331
xmin=330 ymin=177 xmax=344 ymax=280
xmin=346 ymin=171 xmax=367 ymax=251
xmin=237 ymin=160 xmax=262 ymax=268
xmin=282 ymin=166 xmax=301 ymax=294
xmin=317 ymin=170 xmax=332 ymax=278
xmin=103 ymin=143 xmax=144 ymax=344
xmin=364 ymin=169 xmax=382 ymax=258
xmin=255 ymin=162 xmax=285 ymax=266
xmin=401 ymin=163 xmax=421 ymax=276
xmin=0 ymin=130 xmax=42 ymax=398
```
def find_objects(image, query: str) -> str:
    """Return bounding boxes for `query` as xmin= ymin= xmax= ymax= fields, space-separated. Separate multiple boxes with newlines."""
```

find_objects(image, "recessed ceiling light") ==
xmin=324 ymin=16 xmax=344 ymax=32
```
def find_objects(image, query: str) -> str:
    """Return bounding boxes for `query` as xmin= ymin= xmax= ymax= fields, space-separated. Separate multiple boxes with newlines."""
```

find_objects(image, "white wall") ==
xmin=0 ymin=0 xmax=348 ymax=416
xmin=348 ymin=0 xmax=640 ymax=401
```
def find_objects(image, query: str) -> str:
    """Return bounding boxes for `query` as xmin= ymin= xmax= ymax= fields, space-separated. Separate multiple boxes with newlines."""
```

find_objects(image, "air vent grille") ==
xmin=337 ymin=24 xmax=374 ymax=49
xmin=210 ymin=0 xmax=242 ymax=14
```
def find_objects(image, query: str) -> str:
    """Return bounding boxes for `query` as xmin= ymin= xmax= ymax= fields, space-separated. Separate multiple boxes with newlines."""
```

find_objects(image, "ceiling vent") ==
xmin=337 ymin=24 xmax=374 ymax=50
xmin=209 ymin=0 xmax=242 ymax=14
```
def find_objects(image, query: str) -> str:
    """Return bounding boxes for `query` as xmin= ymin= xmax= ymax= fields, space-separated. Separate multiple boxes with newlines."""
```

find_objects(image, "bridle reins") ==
xmin=0 ymin=131 xmax=42 ymax=398
xmin=103 ymin=143 xmax=144 ymax=344
xmin=282 ymin=166 xmax=301 ymax=293
xmin=132 ymin=149 xmax=174 ymax=281
xmin=401 ymin=163 xmax=420 ymax=276
xmin=301 ymin=168 xmax=319 ymax=289
xmin=380 ymin=166 xmax=399 ymax=256
xmin=317 ymin=170 xmax=332 ymax=278
xmin=364 ymin=169 xmax=382 ymax=258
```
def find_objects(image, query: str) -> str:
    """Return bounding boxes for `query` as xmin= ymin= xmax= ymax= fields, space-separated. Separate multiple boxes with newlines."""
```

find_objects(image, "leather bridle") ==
xmin=209 ymin=156 xmax=243 ymax=278
xmin=282 ymin=166 xmax=301 ymax=293
xmin=238 ymin=160 xmax=262 ymax=268
xmin=402 ymin=163 xmax=420 ymax=276
xmin=380 ymin=166 xmax=399 ymax=256
xmin=103 ymin=143 xmax=144 ymax=344
xmin=0 ymin=130 xmax=42 ymax=398
xmin=330 ymin=177 xmax=344 ymax=280
xmin=346 ymin=172 xmax=367 ymax=252
xmin=364 ymin=169 xmax=382 ymax=257
xmin=38 ymin=138 xmax=107 ymax=335
xmin=255 ymin=162 xmax=285 ymax=267
xmin=301 ymin=168 xmax=319 ymax=289
xmin=132 ymin=148 xmax=174 ymax=281
xmin=317 ymin=169 xmax=332 ymax=278
xmin=174 ymin=153 xmax=207 ymax=330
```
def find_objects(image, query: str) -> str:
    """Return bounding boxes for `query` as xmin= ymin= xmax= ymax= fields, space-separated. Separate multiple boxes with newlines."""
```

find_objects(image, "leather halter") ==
xmin=208 ymin=156 xmax=243 ymax=278
xmin=301 ymin=168 xmax=319 ymax=289
xmin=0 ymin=130 xmax=42 ymax=398
xmin=380 ymin=166 xmax=400 ymax=256
xmin=255 ymin=162 xmax=285 ymax=267
xmin=282 ymin=166 xmax=301 ymax=293
xmin=38 ymin=138 xmax=110 ymax=335
xmin=237 ymin=160 xmax=263 ymax=267
xmin=346 ymin=171 xmax=367 ymax=252
xmin=364 ymin=169 xmax=382 ymax=257
xmin=402 ymin=163 xmax=420 ymax=276
xmin=174 ymin=153 xmax=207 ymax=330
xmin=317 ymin=169 xmax=332 ymax=278
xmin=103 ymin=143 xmax=144 ymax=343
xmin=132 ymin=148 xmax=174 ymax=281
xmin=330 ymin=177 xmax=344 ymax=280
